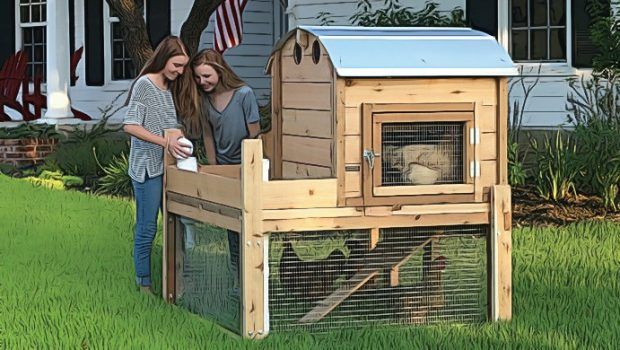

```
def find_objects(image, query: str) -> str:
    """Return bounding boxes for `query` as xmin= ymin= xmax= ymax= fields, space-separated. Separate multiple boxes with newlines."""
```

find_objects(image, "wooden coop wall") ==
xmin=337 ymin=77 xmax=508 ymax=207
xmin=264 ymin=32 xmax=337 ymax=180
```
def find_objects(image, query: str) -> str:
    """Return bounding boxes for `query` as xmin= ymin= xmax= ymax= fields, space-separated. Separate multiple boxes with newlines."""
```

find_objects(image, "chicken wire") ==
xmin=175 ymin=216 xmax=241 ymax=334
xmin=381 ymin=122 xmax=464 ymax=186
xmin=268 ymin=225 xmax=488 ymax=332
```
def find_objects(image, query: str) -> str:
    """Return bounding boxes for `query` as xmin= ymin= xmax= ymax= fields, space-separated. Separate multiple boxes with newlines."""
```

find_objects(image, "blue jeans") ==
xmin=131 ymin=174 xmax=163 ymax=287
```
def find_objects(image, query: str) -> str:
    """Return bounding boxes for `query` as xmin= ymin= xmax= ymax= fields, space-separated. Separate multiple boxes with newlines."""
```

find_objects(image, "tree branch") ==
xmin=180 ymin=0 xmax=225 ymax=56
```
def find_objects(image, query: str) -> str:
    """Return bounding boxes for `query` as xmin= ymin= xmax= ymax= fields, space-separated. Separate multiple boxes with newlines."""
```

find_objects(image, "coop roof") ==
xmin=268 ymin=26 xmax=518 ymax=77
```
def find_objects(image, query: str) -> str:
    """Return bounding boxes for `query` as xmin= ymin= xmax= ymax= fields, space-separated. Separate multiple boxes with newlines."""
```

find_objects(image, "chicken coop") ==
xmin=162 ymin=26 xmax=517 ymax=339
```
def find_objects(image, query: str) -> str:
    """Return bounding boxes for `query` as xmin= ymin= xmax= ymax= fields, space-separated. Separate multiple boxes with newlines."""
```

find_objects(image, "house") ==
xmin=0 ymin=0 xmax=615 ymax=129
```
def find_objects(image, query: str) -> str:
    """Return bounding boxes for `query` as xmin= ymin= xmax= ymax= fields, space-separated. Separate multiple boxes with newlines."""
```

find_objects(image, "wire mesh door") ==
xmin=174 ymin=216 xmax=241 ymax=334
xmin=267 ymin=225 xmax=488 ymax=332
xmin=363 ymin=109 xmax=476 ymax=202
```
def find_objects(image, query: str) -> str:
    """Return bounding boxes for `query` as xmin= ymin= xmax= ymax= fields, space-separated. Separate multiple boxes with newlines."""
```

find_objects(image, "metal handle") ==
xmin=363 ymin=149 xmax=379 ymax=170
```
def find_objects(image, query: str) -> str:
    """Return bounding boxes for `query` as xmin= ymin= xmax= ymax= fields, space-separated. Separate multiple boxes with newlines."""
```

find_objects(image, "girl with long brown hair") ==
xmin=187 ymin=49 xmax=261 ymax=291
xmin=122 ymin=36 xmax=192 ymax=294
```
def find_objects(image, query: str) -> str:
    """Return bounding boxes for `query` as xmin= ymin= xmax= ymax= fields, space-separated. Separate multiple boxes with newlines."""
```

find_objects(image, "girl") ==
xmin=123 ymin=36 xmax=196 ymax=293
xmin=185 ymin=49 xmax=261 ymax=287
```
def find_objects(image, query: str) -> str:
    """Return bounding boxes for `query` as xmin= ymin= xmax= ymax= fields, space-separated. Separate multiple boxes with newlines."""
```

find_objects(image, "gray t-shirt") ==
xmin=123 ymin=76 xmax=179 ymax=182
xmin=203 ymin=85 xmax=260 ymax=165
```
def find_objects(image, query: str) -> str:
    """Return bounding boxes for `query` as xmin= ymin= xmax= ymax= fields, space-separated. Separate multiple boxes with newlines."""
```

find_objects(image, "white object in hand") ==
xmin=174 ymin=137 xmax=194 ymax=159
xmin=177 ymin=156 xmax=198 ymax=172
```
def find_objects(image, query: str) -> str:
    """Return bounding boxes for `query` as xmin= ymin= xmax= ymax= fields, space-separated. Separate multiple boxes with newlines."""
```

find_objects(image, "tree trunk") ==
xmin=180 ymin=0 xmax=225 ymax=56
xmin=105 ymin=0 xmax=154 ymax=70
xmin=105 ymin=0 xmax=223 ymax=70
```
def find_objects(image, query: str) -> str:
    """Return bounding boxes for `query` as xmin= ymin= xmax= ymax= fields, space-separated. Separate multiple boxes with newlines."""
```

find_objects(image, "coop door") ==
xmin=362 ymin=104 xmax=479 ymax=204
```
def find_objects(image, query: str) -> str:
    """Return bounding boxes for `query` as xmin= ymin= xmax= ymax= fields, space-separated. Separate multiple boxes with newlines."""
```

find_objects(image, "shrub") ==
xmin=350 ymin=0 xmax=465 ymax=27
xmin=508 ymin=141 xmax=528 ymax=186
xmin=0 ymin=123 xmax=61 ymax=140
xmin=96 ymin=152 xmax=132 ymax=197
xmin=530 ymin=131 xmax=579 ymax=202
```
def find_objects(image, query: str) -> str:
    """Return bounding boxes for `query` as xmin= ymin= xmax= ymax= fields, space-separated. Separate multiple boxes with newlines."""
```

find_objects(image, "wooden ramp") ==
xmin=298 ymin=237 xmax=434 ymax=324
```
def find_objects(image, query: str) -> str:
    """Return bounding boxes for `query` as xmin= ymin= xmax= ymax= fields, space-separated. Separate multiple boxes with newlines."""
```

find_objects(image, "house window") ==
xmin=511 ymin=0 xmax=567 ymax=62
xmin=109 ymin=1 xmax=144 ymax=81
xmin=19 ymin=0 xmax=47 ymax=81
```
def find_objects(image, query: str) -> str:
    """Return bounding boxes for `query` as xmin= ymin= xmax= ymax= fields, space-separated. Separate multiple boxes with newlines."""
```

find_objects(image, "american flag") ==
xmin=214 ymin=0 xmax=249 ymax=53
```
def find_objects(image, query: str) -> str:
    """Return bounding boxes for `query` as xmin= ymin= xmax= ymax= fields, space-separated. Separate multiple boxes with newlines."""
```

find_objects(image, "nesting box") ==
xmin=163 ymin=26 xmax=517 ymax=339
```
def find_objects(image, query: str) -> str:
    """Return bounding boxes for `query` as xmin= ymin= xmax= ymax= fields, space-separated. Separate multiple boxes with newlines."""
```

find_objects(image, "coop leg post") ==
xmin=241 ymin=139 xmax=267 ymax=339
xmin=491 ymin=185 xmax=512 ymax=321
xmin=162 ymin=131 xmax=177 ymax=302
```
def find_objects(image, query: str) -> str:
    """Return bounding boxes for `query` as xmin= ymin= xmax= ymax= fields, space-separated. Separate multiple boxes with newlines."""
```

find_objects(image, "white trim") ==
xmin=321 ymin=35 xmax=496 ymax=41
xmin=335 ymin=67 xmax=519 ymax=77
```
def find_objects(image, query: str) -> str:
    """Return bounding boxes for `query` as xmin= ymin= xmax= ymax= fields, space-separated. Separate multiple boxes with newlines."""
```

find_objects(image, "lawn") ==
xmin=1 ymin=174 xmax=619 ymax=349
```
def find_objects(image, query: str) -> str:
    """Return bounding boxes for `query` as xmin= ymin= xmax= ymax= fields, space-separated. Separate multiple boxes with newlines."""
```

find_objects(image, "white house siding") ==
xmin=287 ymin=0 xmax=464 ymax=26
xmin=66 ymin=0 xmax=277 ymax=123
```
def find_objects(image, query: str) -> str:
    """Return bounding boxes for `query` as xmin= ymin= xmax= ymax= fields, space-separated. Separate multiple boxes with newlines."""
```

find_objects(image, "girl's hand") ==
xmin=167 ymin=135 xmax=193 ymax=159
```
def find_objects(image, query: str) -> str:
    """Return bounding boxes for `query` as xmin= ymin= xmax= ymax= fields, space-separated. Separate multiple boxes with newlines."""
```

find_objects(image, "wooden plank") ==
xmin=344 ymin=167 xmax=361 ymax=196
xmin=167 ymin=192 xmax=241 ymax=218
xmin=480 ymin=160 xmax=498 ymax=190
xmin=280 ymin=54 xmax=333 ymax=82
xmin=474 ymin=103 xmax=483 ymax=202
xmin=348 ymin=193 xmax=476 ymax=206
xmin=374 ymin=112 xmax=474 ymax=123
xmin=281 ymin=135 xmax=333 ymax=168
xmin=362 ymin=103 xmax=374 ymax=206
xmin=198 ymin=164 xmax=241 ymax=179
xmin=263 ymin=207 xmax=363 ymax=220
xmin=263 ymin=212 xmax=489 ymax=232
xmin=390 ymin=238 xmax=433 ymax=287
xmin=240 ymin=139 xmax=266 ymax=339
xmin=491 ymin=185 xmax=512 ymax=321
xmin=281 ymin=109 xmax=333 ymax=138
xmin=282 ymin=82 xmax=332 ymax=110
xmin=262 ymin=179 xmax=338 ymax=209
xmin=344 ymin=135 xmax=361 ymax=164
xmin=344 ymin=78 xmax=497 ymax=107
xmin=497 ymin=78 xmax=509 ymax=185
xmin=367 ymin=102 xmax=475 ymax=113
xmin=167 ymin=200 xmax=242 ymax=232
xmin=282 ymin=161 xmax=332 ymax=179
xmin=480 ymin=133 xmax=497 ymax=160
xmin=370 ymin=228 xmax=379 ymax=250
xmin=298 ymin=268 xmax=380 ymax=324
xmin=364 ymin=203 xmax=490 ymax=217
xmin=478 ymin=104 xmax=497 ymax=133
xmin=344 ymin=106 xmax=361 ymax=135
xmin=374 ymin=184 xmax=475 ymax=197
xmin=273 ymin=51 xmax=283 ymax=179
xmin=335 ymin=78 xmax=347 ymax=206
xmin=166 ymin=167 xmax=242 ymax=209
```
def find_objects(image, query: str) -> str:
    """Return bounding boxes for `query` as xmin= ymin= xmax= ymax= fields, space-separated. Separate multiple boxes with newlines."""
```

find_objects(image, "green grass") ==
xmin=1 ymin=173 xmax=619 ymax=349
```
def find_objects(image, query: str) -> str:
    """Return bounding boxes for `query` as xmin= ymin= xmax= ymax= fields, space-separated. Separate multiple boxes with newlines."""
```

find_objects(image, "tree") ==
xmin=104 ymin=0 xmax=225 ymax=69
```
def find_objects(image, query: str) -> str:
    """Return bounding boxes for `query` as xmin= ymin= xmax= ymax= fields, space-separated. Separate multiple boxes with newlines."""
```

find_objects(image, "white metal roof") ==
xmin=269 ymin=26 xmax=518 ymax=77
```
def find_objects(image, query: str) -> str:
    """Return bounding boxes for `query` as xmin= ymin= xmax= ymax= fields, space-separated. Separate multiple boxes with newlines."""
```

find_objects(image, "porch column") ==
xmin=44 ymin=0 xmax=74 ymax=120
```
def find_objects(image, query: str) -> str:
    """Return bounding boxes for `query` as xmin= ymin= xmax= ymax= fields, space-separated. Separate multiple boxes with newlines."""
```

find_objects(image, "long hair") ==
xmin=187 ymin=49 xmax=246 ymax=135
xmin=125 ymin=36 xmax=201 ymax=138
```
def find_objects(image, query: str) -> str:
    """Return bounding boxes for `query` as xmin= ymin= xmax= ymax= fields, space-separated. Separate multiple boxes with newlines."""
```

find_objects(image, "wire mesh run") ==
xmin=381 ymin=122 xmax=464 ymax=186
xmin=268 ymin=226 xmax=488 ymax=332
xmin=175 ymin=217 xmax=241 ymax=334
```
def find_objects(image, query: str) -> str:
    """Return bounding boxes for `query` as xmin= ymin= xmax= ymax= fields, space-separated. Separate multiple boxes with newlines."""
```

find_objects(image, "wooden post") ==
xmin=491 ymin=185 xmax=512 ymax=320
xmin=162 ymin=129 xmax=179 ymax=302
xmin=497 ymin=78 xmax=509 ymax=185
xmin=241 ymin=139 xmax=267 ymax=338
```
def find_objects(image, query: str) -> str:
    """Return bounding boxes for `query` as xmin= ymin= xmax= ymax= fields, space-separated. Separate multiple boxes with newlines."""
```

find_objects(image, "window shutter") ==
xmin=147 ymin=0 xmax=171 ymax=47
xmin=85 ymin=0 xmax=104 ymax=86
xmin=572 ymin=0 xmax=611 ymax=68
xmin=467 ymin=0 xmax=498 ymax=37
xmin=0 ymin=0 xmax=15 ymax=64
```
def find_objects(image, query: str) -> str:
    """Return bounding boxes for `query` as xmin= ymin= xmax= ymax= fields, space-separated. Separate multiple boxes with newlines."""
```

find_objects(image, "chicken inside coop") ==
xmin=381 ymin=122 xmax=464 ymax=186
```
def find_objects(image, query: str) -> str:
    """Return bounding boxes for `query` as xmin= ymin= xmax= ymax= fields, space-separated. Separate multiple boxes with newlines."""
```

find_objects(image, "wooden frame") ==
xmin=361 ymin=103 xmax=482 ymax=205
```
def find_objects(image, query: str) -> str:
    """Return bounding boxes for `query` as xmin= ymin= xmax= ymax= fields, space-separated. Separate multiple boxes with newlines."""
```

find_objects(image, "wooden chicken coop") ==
xmin=162 ymin=26 xmax=517 ymax=339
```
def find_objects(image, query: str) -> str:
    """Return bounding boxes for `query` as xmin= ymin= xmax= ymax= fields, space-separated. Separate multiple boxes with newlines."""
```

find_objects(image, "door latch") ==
xmin=363 ymin=149 xmax=379 ymax=170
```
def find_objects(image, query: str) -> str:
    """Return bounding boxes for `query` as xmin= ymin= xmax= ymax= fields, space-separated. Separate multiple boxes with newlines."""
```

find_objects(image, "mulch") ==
xmin=512 ymin=185 xmax=620 ymax=228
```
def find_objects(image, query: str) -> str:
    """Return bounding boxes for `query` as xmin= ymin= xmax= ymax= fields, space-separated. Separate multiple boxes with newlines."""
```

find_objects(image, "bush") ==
xmin=530 ymin=131 xmax=579 ymax=202
xmin=96 ymin=152 xmax=132 ymax=197
xmin=349 ymin=0 xmax=465 ymax=27
xmin=508 ymin=141 xmax=528 ymax=186
xmin=0 ymin=123 xmax=60 ymax=139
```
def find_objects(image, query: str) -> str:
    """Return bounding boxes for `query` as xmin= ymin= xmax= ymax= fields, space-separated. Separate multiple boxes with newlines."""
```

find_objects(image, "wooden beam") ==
xmin=390 ymin=237 xmax=433 ymax=287
xmin=369 ymin=228 xmax=379 ymax=250
xmin=166 ymin=167 xmax=242 ymax=209
xmin=491 ymin=185 xmax=512 ymax=321
xmin=162 ymin=129 xmax=178 ymax=302
xmin=240 ymin=139 xmax=267 ymax=339
xmin=497 ymin=78 xmax=509 ymax=185
xmin=263 ymin=212 xmax=489 ymax=233
xmin=262 ymin=179 xmax=338 ymax=209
